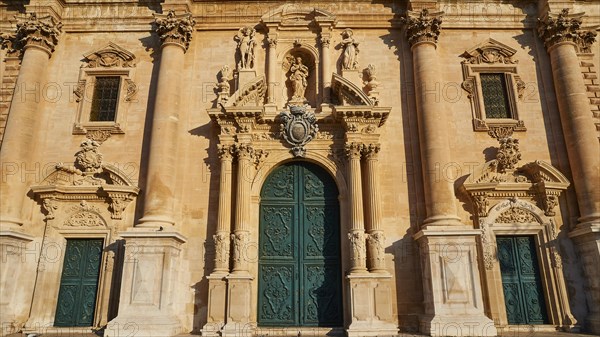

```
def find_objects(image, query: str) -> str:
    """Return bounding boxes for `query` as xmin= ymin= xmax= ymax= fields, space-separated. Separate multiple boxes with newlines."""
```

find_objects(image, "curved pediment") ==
xmin=461 ymin=38 xmax=517 ymax=64
xmin=331 ymin=73 xmax=373 ymax=106
xmin=83 ymin=42 xmax=136 ymax=68
xmin=467 ymin=159 xmax=569 ymax=187
xmin=225 ymin=75 xmax=266 ymax=108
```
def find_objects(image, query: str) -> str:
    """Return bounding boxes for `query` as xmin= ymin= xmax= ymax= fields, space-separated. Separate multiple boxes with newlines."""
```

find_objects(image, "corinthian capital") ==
xmin=1 ymin=12 xmax=62 ymax=57
xmin=154 ymin=10 xmax=196 ymax=51
xmin=538 ymin=9 xmax=597 ymax=52
xmin=344 ymin=142 xmax=363 ymax=160
xmin=362 ymin=143 xmax=381 ymax=159
xmin=401 ymin=9 xmax=443 ymax=47
xmin=233 ymin=143 xmax=254 ymax=160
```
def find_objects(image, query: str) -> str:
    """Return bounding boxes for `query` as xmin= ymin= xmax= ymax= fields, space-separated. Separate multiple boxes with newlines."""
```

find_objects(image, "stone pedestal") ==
xmin=414 ymin=229 xmax=497 ymax=337
xmin=221 ymin=274 xmax=253 ymax=337
xmin=346 ymin=273 xmax=398 ymax=337
xmin=202 ymin=273 xmax=228 ymax=336
xmin=0 ymin=230 xmax=33 ymax=336
xmin=105 ymin=231 xmax=186 ymax=337
xmin=569 ymin=225 xmax=600 ymax=334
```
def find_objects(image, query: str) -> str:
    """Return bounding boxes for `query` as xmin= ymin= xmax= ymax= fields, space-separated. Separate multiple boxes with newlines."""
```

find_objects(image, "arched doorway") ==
xmin=257 ymin=161 xmax=342 ymax=327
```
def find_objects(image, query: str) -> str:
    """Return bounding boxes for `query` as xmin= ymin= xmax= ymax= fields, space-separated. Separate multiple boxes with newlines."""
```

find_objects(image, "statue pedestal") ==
xmin=105 ymin=231 xmax=186 ymax=337
xmin=201 ymin=273 xmax=228 ymax=336
xmin=346 ymin=273 xmax=398 ymax=337
xmin=236 ymin=69 xmax=257 ymax=90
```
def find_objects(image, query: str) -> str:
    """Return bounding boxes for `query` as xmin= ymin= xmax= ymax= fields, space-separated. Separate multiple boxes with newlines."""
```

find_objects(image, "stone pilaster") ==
xmin=0 ymin=13 xmax=61 ymax=230
xmin=362 ymin=143 xmax=386 ymax=273
xmin=137 ymin=10 xmax=195 ymax=228
xmin=345 ymin=142 xmax=368 ymax=273
xmin=403 ymin=10 xmax=496 ymax=336
xmin=266 ymin=36 xmax=277 ymax=105
xmin=538 ymin=10 xmax=600 ymax=334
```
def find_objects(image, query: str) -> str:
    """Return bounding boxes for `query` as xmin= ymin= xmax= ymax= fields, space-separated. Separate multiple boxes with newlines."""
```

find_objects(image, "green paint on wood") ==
xmin=258 ymin=162 xmax=342 ymax=327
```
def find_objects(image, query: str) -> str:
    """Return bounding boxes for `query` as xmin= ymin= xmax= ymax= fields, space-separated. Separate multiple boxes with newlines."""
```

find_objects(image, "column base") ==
xmin=221 ymin=274 xmax=253 ymax=337
xmin=414 ymin=229 xmax=497 ymax=337
xmin=202 ymin=273 xmax=229 ymax=336
xmin=346 ymin=273 xmax=398 ymax=337
xmin=106 ymin=315 xmax=181 ymax=337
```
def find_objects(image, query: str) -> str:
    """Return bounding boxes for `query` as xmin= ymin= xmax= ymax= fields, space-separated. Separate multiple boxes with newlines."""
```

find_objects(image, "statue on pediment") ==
xmin=234 ymin=26 xmax=256 ymax=69
xmin=341 ymin=28 xmax=359 ymax=70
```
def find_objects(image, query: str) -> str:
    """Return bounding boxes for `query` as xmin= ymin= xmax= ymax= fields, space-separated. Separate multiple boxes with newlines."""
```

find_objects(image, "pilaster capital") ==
xmin=154 ymin=10 xmax=196 ymax=52
xmin=217 ymin=144 xmax=235 ymax=161
xmin=320 ymin=36 xmax=331 ymax=49
xmin=1 ymin=12 xmax=62 ymax=57
xmin=267 ymin=37 xmax=278 ymax=48
xmin=537 ymin=8 xmax=597 ymax=52
xmin=233 ymin=143 xmax=254 ymax=161
xmin=361 ymin=143 xmax=381 ymax=160
xmin=345 ymin=142 xmax=363 ymax=160
xmin=401 ymin=8 xmax=443 ymax=48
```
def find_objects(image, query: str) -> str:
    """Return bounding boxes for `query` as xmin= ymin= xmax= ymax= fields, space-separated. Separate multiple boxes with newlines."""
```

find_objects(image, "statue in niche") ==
xmin=234 ymin=26 xmax=256 ymax=69
xmin=341 ymin=28 xmax=359 ymax=70
xmin=289 ymin=56 xmax=309 ymax=101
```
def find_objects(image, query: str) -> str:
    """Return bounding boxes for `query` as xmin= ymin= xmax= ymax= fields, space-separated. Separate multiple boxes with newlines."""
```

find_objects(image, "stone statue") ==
xmin=234 ymin=26 xmax=256 ymax=69
xmin=289 ymin=56 xmax=309 ymax=101
xmin=341 ymin=28 xmax=359 ymax=70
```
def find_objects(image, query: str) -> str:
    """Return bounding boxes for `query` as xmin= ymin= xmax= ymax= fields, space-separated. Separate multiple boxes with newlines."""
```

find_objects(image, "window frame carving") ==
xmin=461 ymin=38 xmax=526 ymax=135
xmin=73 ymin=42 xmax=137 ymax=135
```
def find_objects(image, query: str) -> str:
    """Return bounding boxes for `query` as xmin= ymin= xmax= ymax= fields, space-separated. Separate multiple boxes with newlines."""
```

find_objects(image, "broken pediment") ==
xmin=461 ymin=38 xmax=518 ymax=64
xmin=331 ymin=73 xmax=373 ymax=106
xmin=225 ymin=75 xmax=266 ymax=108
xmin=83 ymin=42 xmax=136 ymax=68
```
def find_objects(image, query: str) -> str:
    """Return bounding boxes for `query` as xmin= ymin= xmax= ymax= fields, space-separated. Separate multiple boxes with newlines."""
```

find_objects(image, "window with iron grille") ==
xmin=480 ymin=73 xmax=511 ymax=119
xmin=89 ymin=76 xmax=121 ymax=122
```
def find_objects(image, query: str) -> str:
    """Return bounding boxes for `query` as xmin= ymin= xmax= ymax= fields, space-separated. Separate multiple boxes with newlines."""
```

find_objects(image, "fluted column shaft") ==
xmin=548 ymin=42 xmax=600 ymax=224
xmin=0 ymin=13 xmax=60 ymax=228
xmin=231 ymin=144 xmax=252 ymax=274
xmin=138 ymin=11 xmax=195 ymax=228
xmin=267 ymin=37 xmax=277 ymax=104
xmin=362 ymin=144 xmax=386 ymax=273
xmin=411 ymin=41 xmax=461 ymax=226
xmin=213 ymin=145 xmax=233 ymax=274
xmin=346 ymin=142 xmax=367 ymax=273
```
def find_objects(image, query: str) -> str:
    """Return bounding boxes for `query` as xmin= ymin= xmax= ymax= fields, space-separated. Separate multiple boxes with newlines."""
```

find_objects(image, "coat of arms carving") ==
xmin=279 ymin=105 xmax=318 ymax=157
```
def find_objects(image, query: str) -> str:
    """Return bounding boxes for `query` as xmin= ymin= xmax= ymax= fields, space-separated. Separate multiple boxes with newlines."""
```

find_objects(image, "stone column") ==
xmin=137 ymin=10 xmax=195 ymax=228
xmin=539 ymin=9 xmax=600 ymax=334
xmin=201 ymin=144 xmax=234 ymax=335
xmin=222 ymin=143 xmax=253 ymax=337
xmin=266 ymin=36 xmax=277 ymax=105
xmin=345 ymin=142 xmax=368 ymax=273
xmin=362 ymin=143 xmax=386 ymax=273
xmin=320 ymin=35 xmax=332 ymax=104
xmin=403 ymin=9 xmax=496 ymax=336
xmin=0 ymin=13 xmax=61 ymax=229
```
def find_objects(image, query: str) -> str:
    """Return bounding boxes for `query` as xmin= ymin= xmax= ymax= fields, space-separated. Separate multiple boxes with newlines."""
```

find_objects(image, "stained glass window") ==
xmin=480 ymin=73 xmax=511 ymax=119
xmin=90 ymin=76 xmax=120 ymax=121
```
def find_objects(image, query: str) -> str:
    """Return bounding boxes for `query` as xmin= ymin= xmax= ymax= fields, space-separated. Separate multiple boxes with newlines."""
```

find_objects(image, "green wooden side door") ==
xmin=497 ymin=236 xmax=549 ymax=325
xmin=55 ymin=239 xmax=103 ymax=327
xmin=258 ymin=162 xmax=342 ymax=327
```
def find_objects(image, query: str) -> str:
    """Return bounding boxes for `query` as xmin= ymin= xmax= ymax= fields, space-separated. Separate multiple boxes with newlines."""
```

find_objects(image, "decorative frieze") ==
xmin=2 ymin=12 xmax=62 ymax=56
xmin=402 ymin=9 xmax=443 ymax=47
xmin=154 ymin=10 xmax=196 ymax=51
xmin=538 ymin=9 xmax=597 ymax=51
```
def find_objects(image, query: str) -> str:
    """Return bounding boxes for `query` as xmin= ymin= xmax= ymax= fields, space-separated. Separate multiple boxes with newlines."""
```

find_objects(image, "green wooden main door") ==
xmin=258 ymin=162 xmax=342 ymax=327
xmin=497 ymin=236 xmax=549 ymax=325
xmin=55 ymin=239 xmax=103 ymax=327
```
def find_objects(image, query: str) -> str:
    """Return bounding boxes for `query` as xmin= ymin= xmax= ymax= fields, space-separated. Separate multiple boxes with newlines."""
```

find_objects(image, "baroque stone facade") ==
xmin=0 ymin=1 xmax=599 ymax=337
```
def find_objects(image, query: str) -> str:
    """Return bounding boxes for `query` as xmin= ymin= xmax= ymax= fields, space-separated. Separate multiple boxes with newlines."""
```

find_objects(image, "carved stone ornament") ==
xmin=538 ymin=8 xmax=597 ymax=51
xmin=231 ymin=231 xmax=250 ymax=264
xmin=213 ymin=232 xmax=230 ymax=265
xmin=401 ymin=9 xmax=443 ymax=47
xmin=1 ymin=12 xmax=62 ymax=56
xmin=83 ymin=42 xmax=136 ymax=68
xmin=479 ymin=221 xmax=495 ymax=270
xmin=234 ymin=26 xmax=257 ymax=70
xmin=461 ymin=38 xmax=518 ymax=65
xmin=340 ymin=28 xmax=359 ymax=70
xmin=279 ymin=105 xmax=318 ymax=157
xmin=42 ymin=198 xmax=59 ymax=220
xmin=348 ymin=230 xmax=367 ymax=265
xmin=64 ymin=201 xmax=106 ymax=227
xmin=216 ymin=65 xmax=232 ymax=104
xmin=366 ymin=231 xmax=386 ymax=268
xmin=362 ymin=143 xmax=380 ymax=159
xmin=541 ymin=194 xmax=559 ymax=217
xmin=496 ymin=207 xmax=539 ymax=224
xmin=86 ymin=130 xmax=112 ymax=144
xmin=154 ymin=10 xmax=196 ymax=51
xmin=75 ymin=139 xmax=103 ymax=174
xmin=345 ymin=142 xmax=363 ymax=160
xmin=495 ymin=137 xmax=521 ymax=173
xmin=471 ymin=193 xmax=489 ymax=217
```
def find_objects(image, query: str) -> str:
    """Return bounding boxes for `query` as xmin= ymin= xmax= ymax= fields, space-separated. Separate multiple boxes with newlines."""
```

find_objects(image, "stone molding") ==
xmin=154 ymin=10 xmax=196 ymax=51
xmin=538 ymin=8 xmax=598 ymax=52
xmin=401 ymin=8 xmax=443 ymax=47
xmin=1 ymin=12 xmax=62 ymax=57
